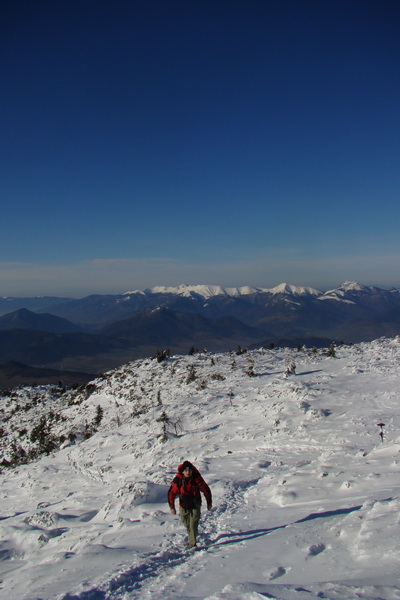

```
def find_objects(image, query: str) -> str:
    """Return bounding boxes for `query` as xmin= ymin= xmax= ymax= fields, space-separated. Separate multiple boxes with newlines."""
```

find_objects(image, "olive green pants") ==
xmin=179 ymin=506 xmax=201 ymax=548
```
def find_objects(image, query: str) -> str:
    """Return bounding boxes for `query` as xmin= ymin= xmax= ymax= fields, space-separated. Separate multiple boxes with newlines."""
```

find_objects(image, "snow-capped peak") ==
xmin=151 ymin=284 xmax=237 ymax=298
xmin=123 ymin=283 xmax=323 ymax=299
xmin=323 ymin=281 xmax=377 ymax=295
xmin=124 ymin=284 xmax=263 ymax=299
xmin=266 ymin=283 xmax=322 ymax=296
xmin=338 ymin=281 xmax=371 ymax=292
xmin=318 ymin=281 xmax=374 ymax=304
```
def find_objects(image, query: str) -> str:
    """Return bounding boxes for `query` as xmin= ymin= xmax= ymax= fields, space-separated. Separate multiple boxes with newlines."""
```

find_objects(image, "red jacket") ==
xmin=168 ymin=461 xmax=212 ymax=510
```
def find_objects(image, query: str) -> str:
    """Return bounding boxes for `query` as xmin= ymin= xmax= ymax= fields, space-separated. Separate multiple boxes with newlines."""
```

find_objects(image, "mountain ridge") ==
xmin=0 ymin=282 xmax=399 ymax=378
xmin=124 ymin=282 xmax=325 ymax=299
xmin=0 ymin=308 xmax=82 ymax=333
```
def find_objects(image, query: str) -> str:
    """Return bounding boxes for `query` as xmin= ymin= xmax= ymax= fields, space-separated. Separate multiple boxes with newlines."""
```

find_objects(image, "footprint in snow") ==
xmin=268 ymin=566 xmax=287 ymax=580
xmin=306 ymin=543 xmax=326 ymax=558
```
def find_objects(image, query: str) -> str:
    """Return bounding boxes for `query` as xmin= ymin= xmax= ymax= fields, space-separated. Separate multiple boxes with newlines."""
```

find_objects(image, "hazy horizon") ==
xmin=1 ymin=276 xmax=399 ymax=300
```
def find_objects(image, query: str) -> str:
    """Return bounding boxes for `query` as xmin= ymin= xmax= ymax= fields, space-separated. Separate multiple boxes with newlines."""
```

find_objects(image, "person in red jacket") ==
xmin=168 ymin=460 xmax=212 ymax=549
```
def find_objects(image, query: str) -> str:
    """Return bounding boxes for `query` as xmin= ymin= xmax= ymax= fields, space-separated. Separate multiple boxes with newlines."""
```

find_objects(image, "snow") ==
xmin=123 ymin=283 xmax=323 ymax=299
xmin=323 ymin=281 xmax=369 ymax=294
xmin=1 ymin=338 xmax=400 ymax=599
xmin=339 ymin=281 xmax=372 ymax=292
xmin=124 ymin=284 xmax=264 ymax=298
xmin=317 ymin=295 xmax=356 ymax=304
xmin=319 ymin=281 xmax=375 ymax=303
xmin=266 ymin=283 xmax=322 ymax=297
xmin=123 ymin=281 xmax=400 ymax=303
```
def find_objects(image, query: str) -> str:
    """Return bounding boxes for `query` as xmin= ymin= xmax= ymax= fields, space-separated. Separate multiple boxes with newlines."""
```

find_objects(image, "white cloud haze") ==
xmin=1 ymin=252 xmax=400 ymax=297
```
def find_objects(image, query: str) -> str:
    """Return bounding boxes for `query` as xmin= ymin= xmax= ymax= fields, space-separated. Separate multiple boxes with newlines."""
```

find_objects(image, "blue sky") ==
xmin=1 ymin=0 xmax=400 ymax=297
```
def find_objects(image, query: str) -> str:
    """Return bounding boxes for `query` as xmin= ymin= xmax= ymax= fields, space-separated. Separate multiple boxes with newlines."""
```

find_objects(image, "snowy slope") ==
xmin=123 ymin=283 xmax=323 ymax=299
xmin=124 ymin=284 xmax=265 ymax=298
xmin=1 ymin=339 xmax=400 ymax=600
xmin=267 ymin=283 xmax=322 ymax=296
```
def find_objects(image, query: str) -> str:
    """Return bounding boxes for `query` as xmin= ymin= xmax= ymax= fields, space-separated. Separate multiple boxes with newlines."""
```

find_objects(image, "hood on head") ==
xmin=178 ymin=460 xmax=194 ymax=473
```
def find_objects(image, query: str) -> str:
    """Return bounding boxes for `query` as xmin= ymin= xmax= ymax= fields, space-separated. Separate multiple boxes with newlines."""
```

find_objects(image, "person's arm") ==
xmin=168 ymin=480 xmax=179 ymax=514
xmin=199 ymin=480 xmax=212 ymax=509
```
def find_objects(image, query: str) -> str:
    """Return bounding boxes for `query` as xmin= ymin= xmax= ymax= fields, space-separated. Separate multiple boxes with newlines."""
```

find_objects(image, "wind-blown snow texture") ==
xmin=1 ymin=338 xmax=400 ymax=600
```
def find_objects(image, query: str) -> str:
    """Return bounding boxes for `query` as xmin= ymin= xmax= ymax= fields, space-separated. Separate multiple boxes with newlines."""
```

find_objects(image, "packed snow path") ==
xmin=1 ymin=339 xmax=400 ymax=599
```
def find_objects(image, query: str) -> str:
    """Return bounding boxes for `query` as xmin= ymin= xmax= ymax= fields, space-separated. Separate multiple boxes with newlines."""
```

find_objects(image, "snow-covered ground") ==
xmin=1 ymin=338 xmax=400 ymax=600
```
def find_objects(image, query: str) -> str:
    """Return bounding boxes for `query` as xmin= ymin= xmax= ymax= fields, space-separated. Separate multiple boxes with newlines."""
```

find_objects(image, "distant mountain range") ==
xmin=0 ymin=307 xmax=82 ymax=333
xmin=0 ymin=361 xmax=94 ymax=390
xmin=0 ymin=281 xmax=399 ymax=385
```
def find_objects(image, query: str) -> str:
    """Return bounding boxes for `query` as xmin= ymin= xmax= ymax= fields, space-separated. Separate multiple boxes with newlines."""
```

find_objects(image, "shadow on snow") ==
xmin=61 ymin=500 xmax=396 ymax=598
xmin=210 ymin=503 xmax=364 ymax=547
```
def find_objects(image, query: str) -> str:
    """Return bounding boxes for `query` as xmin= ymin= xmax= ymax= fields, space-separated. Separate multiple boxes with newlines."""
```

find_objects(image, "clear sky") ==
xmin=1 ymin=0 xmax=400 ymax=297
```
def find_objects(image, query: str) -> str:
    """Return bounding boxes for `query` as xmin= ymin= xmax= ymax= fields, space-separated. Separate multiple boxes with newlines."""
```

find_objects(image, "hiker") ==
xmin=168 ymin=460 xmax=212 ymax=549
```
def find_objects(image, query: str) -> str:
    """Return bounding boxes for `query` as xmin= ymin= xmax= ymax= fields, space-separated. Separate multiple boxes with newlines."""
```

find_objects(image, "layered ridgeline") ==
xmin=0 ymin=281 xmax=400 ymax=378
xmin=1 ymin=338 xmax=400 ymax=599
